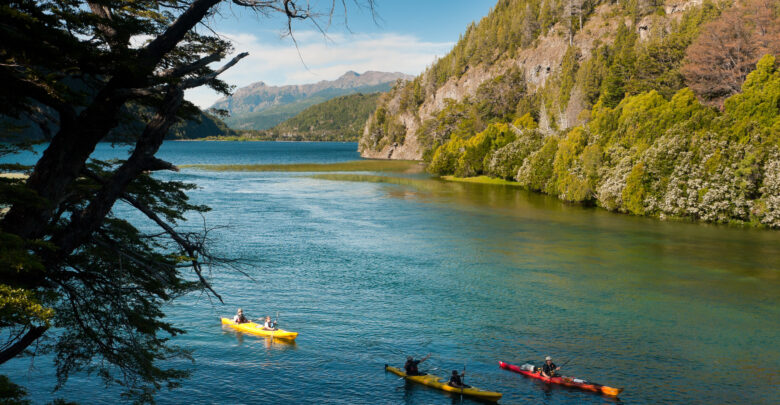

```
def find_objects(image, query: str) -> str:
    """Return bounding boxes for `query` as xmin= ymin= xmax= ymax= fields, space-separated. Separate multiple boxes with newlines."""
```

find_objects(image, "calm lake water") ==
xmin=3 ymin=141 xmax=779 ymax=404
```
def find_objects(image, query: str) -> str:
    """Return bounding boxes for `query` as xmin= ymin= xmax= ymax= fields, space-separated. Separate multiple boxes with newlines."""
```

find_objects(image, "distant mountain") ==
xmin=262 ymin=92 xmax=383 ymax=142
xmin=212 ymin=71 xmax=412 ymax=130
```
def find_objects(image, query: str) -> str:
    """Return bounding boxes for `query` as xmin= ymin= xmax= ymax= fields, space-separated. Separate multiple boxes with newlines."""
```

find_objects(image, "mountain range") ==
xmin=211 ymin=71 xmax=412 ymax=130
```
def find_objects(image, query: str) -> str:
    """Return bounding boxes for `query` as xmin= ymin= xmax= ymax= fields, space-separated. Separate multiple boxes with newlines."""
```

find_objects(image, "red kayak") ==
xmin=499 ymin=361 xmax=623 ymax=397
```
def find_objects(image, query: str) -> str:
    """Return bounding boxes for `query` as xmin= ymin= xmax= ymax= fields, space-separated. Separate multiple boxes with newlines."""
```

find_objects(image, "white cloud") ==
xmin=184 ymin=31 xmax=452 ymax=109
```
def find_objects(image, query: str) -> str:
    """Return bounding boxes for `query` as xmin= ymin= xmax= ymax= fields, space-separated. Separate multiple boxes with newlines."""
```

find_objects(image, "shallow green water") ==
xmin=3 ymin=142 xmax=778 ymax=404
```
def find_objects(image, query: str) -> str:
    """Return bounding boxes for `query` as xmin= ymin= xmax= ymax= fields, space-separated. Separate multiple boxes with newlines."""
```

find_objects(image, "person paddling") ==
xmin=448 ymin=369 xmax=470 ymax=388
xmin=404 ymin=353 xmax=431 ymax=376
xmin=541 ymin=356 xmax=561 ymax=378
xmin=233 ymin=308 xmax=248 ymax=324
xmin=262 ymin=315 xmax=277 ymax=331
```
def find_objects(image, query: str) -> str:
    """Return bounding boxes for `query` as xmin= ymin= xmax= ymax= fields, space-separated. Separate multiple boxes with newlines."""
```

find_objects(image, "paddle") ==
xmin=461 ymin=363 xmax=466 ymax=397
xmin=559 ymin=357 xmax=575 ymax=374
xmin=271 ymin=312 xmax=279 ymax=339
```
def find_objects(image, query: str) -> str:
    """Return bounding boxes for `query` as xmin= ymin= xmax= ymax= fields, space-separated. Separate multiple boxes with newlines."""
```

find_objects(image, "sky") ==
xmin=185 ymin=0 xmax=496 ymax=109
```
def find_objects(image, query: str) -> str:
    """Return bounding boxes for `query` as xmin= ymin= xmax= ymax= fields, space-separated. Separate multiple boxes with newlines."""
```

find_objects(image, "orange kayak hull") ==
xmin=499 ymin=361 xmax=623 ymax=397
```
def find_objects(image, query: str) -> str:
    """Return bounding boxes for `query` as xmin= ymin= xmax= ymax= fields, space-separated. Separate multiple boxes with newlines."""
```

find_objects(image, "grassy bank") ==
xmin=183 ymin=160 xmax=423 ymax=173
xmin=440 ymin=175 xmax=524 ymax=187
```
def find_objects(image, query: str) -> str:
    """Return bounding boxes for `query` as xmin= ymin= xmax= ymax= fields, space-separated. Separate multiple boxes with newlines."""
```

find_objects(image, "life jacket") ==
xmin=404 ymin=360 xmax=419 ymax=375
xmin=450 ymin=374 xmax=463 ymax=386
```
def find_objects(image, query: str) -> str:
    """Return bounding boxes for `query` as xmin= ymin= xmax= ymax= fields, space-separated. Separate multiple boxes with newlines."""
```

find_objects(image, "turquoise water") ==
xmin=3 ymin=142 xmax=779 ymax=404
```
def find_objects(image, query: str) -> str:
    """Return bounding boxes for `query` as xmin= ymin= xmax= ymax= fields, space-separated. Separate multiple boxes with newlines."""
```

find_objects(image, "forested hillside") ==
xmin=263 ymin=93 xmax=382 ymax=141
xmin=359 ymin=0 xmax=780 ymax=228
xmin=213 ymin=71 xmax=411 ymax=130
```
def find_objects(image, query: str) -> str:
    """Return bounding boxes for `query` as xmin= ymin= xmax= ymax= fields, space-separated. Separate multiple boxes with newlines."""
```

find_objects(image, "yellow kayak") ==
xmin=385 ymin=365 xmax=502 ymax=402
xmin=220 ymin=318 xmax=298 ymax=340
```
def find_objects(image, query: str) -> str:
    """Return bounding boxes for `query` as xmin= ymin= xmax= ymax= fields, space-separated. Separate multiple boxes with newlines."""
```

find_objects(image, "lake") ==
xmin=3 ymin=141 xmax=779 ymax=404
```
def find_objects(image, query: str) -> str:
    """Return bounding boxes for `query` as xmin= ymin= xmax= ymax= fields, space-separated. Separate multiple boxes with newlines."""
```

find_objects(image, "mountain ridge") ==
xmin=212 ymin=70 xmax=413 ymax=130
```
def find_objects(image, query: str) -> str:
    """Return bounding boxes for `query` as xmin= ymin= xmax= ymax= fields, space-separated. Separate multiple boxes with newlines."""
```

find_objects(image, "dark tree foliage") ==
xmin=268 ymin=92 xmax=383 ymax=141
xmin=0 ymin=0 xmax=373 ymax=401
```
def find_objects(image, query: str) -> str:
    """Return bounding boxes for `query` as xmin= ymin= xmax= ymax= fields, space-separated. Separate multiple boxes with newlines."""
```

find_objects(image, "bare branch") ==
xmin=143 ymin=157 xmax=179 ymax=172
xmin=180 ymin=52 xmax=248 ymax=89
xmin=156 ymin=51 xmax=223 ymax=78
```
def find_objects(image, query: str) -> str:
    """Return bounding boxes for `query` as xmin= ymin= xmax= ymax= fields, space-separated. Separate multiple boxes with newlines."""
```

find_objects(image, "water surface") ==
xmin=3 ymin=142 xmax=779 ymax=404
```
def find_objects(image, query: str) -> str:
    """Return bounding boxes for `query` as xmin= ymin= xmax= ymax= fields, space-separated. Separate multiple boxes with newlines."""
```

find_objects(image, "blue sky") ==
xmin=186 ymin=0 xmax=495 ymax=108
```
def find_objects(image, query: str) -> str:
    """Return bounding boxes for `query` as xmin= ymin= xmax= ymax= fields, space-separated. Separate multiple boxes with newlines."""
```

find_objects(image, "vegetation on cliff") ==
xmin=429 ymin=55 xmax=780 ymax=227
xmin=362 ymin=0 xmax=780 ymax=227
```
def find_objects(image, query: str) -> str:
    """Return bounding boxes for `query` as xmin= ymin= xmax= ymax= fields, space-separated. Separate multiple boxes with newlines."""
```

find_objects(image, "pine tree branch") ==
xmin=0 ymin=326 xmax=47 ymax=365
xmin=180 ymin=52 xmax=248 ymax=89
xmin=120 ymin=194 xmax=223 ymax=302
xmin=157 ymin=51 xmax=223 ymax=78
xmin=56 ymin=87 xmax=185 ymax=257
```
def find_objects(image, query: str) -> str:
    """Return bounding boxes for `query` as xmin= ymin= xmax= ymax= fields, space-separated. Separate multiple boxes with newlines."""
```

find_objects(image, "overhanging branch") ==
xmin=121 ymin=194 xmax=223 ymax=302
xmin=181 ymin=52 xmax=248 ymax=89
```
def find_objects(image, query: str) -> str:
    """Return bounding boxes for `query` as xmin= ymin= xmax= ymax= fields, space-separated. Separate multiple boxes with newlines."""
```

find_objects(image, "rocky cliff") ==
xmin=358 ymin=0 xmax=780 ymax=229
xmin=359 ymin=0 xmax=707 ymax=160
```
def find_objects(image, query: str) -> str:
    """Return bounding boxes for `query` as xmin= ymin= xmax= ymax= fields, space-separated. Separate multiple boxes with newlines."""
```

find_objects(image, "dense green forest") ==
xmin=430 ymin=56 xmax=780 ymax=227
xmin=265 ymin=93 xmax=381 ymax=141
xmin=209 ymin=92 xmax=383 ymax=141
xmin=361 ymin=0 xmax=780 ymax=228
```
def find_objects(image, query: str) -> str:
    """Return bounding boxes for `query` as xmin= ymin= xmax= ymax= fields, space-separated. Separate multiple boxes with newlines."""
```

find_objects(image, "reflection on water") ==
xmin=222 ymin=327 xmax=298 ymax=352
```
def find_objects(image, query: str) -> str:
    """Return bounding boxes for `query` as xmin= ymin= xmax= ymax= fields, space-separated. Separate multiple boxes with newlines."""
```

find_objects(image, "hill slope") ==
xmin=263 ymin=92 xmax=382 ymax=142
xmin=359 ymin=0 xmax=780 ymax=228
xmin=2 ymin=107 xmax=236 ymax=142
xmin=212 ymin=71 xmax=412 ymax=130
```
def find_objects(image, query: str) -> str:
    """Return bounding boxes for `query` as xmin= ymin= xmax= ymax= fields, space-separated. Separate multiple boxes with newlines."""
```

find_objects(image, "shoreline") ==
xmin=171 ymin=138 xmax=359 ymax=143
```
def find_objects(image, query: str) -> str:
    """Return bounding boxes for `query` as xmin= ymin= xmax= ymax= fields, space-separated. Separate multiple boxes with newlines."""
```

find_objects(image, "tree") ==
xmin=0 ymin=0 xmax=373 ymax=401
xmin=682 ymin=0 xmax=780 ymax=107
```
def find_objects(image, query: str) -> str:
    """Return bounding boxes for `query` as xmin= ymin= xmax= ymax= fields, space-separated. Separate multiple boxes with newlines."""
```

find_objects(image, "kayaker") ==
xmin=448 ymin=369 xmax=470 ymax=388
xmin=233 ymin=308 xmax=248 ymax=324
xmin=541 ymin=356 xmax=560 ymax=378
xmin=262 ymin=315 xmax=277 ymax=331
xmin=404 ymin=353 xmax=431 ymax=376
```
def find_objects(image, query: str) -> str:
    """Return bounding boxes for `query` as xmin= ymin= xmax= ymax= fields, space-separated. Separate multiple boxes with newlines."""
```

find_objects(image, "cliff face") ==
xmin=359 ymin=0 xmax=703 ymax=160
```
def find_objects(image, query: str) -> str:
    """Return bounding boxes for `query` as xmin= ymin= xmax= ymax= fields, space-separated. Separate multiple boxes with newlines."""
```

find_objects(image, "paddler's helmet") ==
xmin=545 ymin=356 xmax=552 ymax=361
xmin=407 ymin=356 xmax=413 ymax=361
xmin=452 ymin=370 xmax=458 ymax=375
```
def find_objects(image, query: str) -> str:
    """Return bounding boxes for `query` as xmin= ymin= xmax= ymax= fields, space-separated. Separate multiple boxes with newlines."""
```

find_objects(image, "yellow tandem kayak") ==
xmin=220 ymin=318 xmax=298 ymax=340
xmin=385 ymin=365 xmax=502 ymax=402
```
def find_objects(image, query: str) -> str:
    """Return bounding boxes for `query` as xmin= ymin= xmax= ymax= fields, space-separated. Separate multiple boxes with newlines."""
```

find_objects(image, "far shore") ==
xmin=171 ymin=138 xmax=359 ymax=143
xmin=182 ymin=160 xmax=424 ymax=173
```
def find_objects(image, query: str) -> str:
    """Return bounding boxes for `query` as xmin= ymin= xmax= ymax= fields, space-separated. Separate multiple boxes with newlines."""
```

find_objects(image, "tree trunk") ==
xmin=0 ymin=0 xmax=221 ymax=242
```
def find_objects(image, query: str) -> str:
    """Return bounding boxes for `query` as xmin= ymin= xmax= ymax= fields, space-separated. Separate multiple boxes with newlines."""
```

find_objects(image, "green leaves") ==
xmin=0 ymin=284 xmax=54 ymax=328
